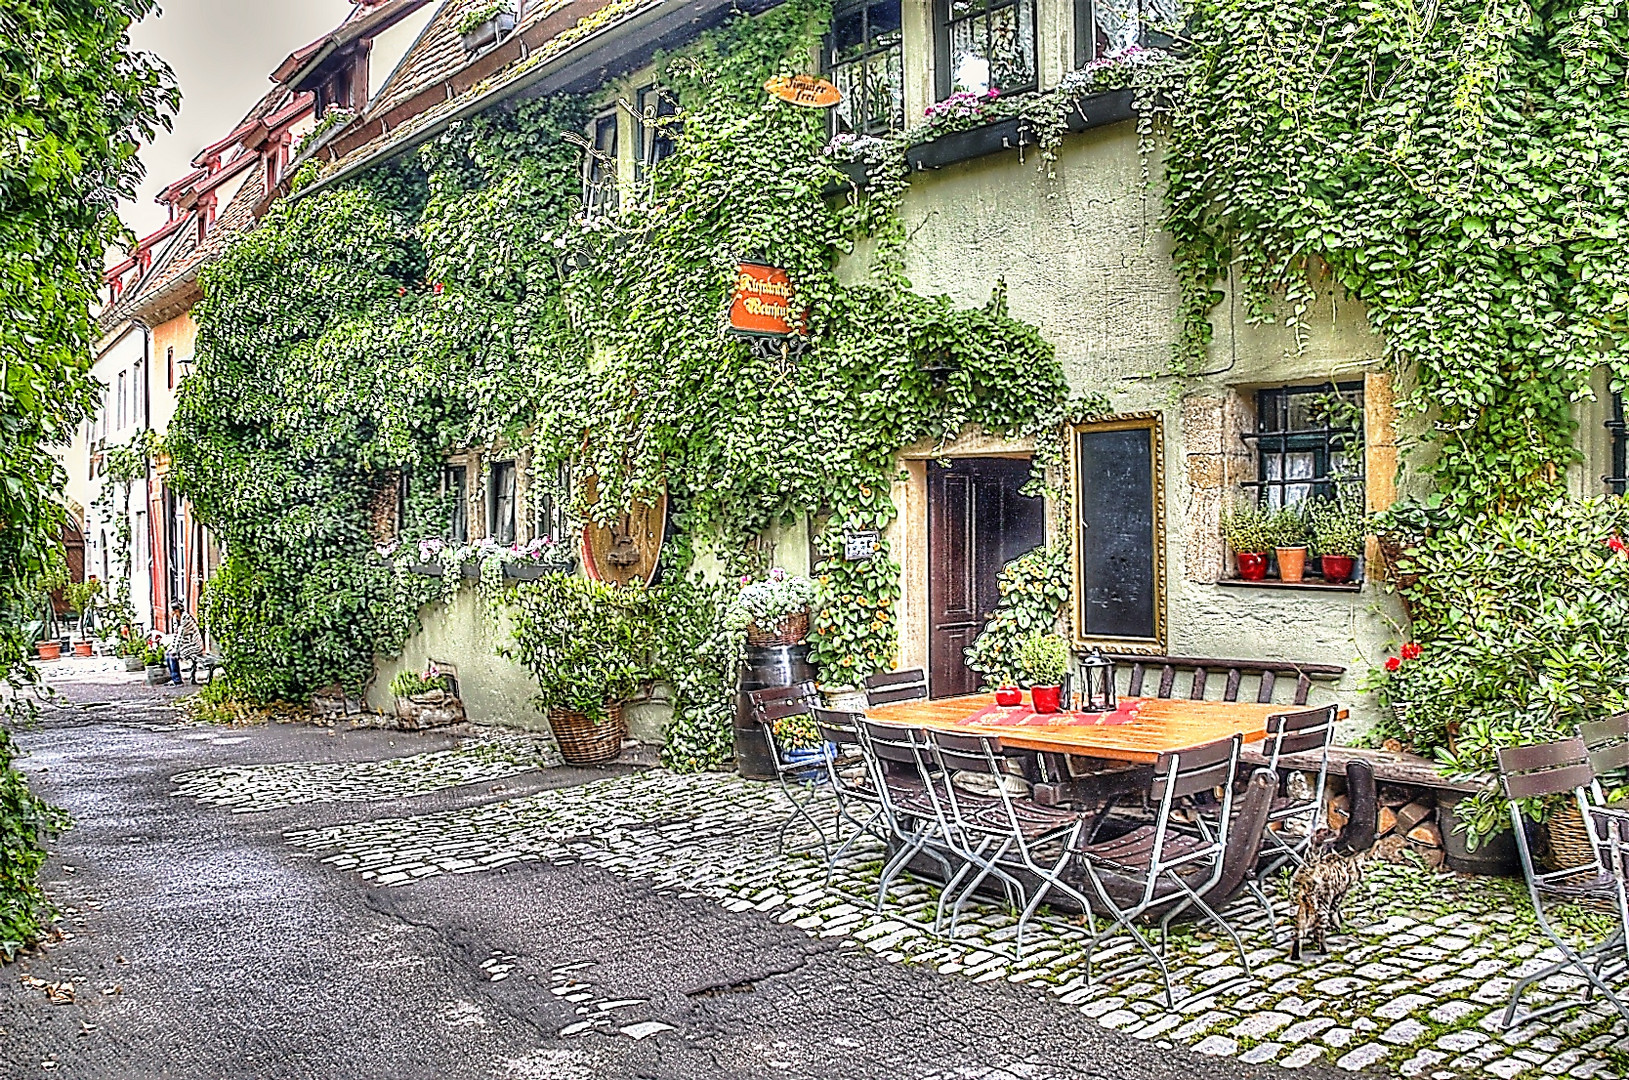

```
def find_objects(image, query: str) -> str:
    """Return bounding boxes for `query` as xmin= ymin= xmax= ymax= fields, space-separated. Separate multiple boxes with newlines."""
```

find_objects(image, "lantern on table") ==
xmin=1077 ymin=648 xmax=1117 ymax=713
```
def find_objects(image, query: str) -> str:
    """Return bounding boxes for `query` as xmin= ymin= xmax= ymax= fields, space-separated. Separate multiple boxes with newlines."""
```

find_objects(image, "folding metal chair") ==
xmin=854 ymin=719 xmax=957 ymax=913
xmin=921 ymin=728 xmax=1088 ymax=948
xmin=1495 ymin=738 xmax=1629 ymax=1029
xmin=748 ymin=683 xmax=829 ymax=860
xmin=1072 ymin=734 xmax=1248 ymax=1009
xmin=1582 ymin=713 xmax=1629 ymax=802
xmin=865 ymin=668 xmax=927 ymax=708
xmin=1247 ymin=704 xmax=1338 ymax=921
xmin=810 ymin=706 xmax=890 ymax=883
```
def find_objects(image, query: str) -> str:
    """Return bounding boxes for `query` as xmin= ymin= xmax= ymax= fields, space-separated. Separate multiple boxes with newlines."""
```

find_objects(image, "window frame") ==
xmin=933 ymin=0 xmax=1040 ymax=102
xmin=1242 ymin=381 xmax=1366 ymax=510
xmin=531 ymin=463 xmax=574 ymax=545
xmin=487 ymin=459 xmax=517 ymax=546
xmin=443 ymin=464 xmax=469 ymax=544
xmin=1608 ymin=391 xmax=1626 ymax=496
xmin=824 ymin=0 xmax=906 ymax=136
xmin=582 ymin=110 xmax=619 ymax=214
xmin=633 ymin=84 xmax=679 ymax=178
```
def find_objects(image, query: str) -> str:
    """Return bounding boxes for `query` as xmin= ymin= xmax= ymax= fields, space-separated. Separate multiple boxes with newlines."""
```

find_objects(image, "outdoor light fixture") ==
xmin=1077 ymin=647 xmax=1117 ymax=713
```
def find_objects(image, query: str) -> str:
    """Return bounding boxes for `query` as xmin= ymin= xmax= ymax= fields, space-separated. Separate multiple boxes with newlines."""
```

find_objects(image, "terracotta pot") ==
xmin=73 ymin=641 xmax=94 ymax=657
xmin=1321 ymin=554 xmax=1356 ymax=584
xmin=1030 ymin=685 xmax=1062 ymax=714
xmin=995 ymin=685 xmax=1022 ymax=707
xmin=1276 ymin=546 xmax=1307 ymax=584
xmin=36 ymin=641 xmax=61 ymax=661
xmin=1236 ymin=552 xmax=1268 ymax=581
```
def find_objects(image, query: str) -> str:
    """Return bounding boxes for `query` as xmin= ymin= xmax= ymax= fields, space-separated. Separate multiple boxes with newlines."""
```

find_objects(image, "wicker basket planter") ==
xmin=1542 ymin=801 xmax=1597 ymax=873
xmin=745 ymin=610 xmax=809 ymax=647
xmin=395 ymin=689 xmax=464 ymax=731
xmin=547 ymin=701 xmax=626 ymax=766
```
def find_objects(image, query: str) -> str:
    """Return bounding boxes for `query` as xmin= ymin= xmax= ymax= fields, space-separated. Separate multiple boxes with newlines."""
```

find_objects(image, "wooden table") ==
xmin=867 ymin=693 xmax=1290 ymax=765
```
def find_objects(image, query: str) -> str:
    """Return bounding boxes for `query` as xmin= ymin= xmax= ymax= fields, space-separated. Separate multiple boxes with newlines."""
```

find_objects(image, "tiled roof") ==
xmin=311 ymin=0 xmax=661 ymax=183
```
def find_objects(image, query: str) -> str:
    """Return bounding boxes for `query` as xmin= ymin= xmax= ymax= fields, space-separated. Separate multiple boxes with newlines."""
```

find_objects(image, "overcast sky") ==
xmin=120 ymin=0 xmax=349 ymax=239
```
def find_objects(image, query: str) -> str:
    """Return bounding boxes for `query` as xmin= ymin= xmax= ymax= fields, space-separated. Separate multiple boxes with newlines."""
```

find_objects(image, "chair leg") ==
xmin=776 ymin=776 xmax=830 ymax=861
xmin=1080 ymin=862 xmax=1174 ymax=1009
xmin=1503 ymin=910 xmax=1629 ymax=1030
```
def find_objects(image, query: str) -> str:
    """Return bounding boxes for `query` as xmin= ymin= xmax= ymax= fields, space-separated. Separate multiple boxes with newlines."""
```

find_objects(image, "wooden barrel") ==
xmin=734 ymin=643 xmax=814 ymax=781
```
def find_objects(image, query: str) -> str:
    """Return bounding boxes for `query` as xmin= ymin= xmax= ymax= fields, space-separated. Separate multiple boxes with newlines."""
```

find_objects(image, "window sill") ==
xmin=1215 ymin=577 xmax=1363 ymax=593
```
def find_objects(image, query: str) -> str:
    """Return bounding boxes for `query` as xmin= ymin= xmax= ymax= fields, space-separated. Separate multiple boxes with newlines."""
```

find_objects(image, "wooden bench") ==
xmin=1103 ymin=653 xmax=1346 ymax=706
xmin=1239 ymin=743 xmax=1490 ymax=794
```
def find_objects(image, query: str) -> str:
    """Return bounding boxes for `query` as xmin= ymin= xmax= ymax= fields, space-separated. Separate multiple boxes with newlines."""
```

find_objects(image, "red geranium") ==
xmin=1384 ymin=656 xmax=1401 ymax=672
xmin=1609 ymin=535 xmax=1628 ymax=554
xmin=432 ymin=281 xmax=445 ymax=295
xmin=1400 ymin=642 xmax=1421 ymax=661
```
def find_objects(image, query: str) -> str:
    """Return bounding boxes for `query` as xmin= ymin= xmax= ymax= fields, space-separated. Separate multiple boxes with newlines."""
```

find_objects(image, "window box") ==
xmin=907 ymin=116 xmax=1028 ymax=171
xmin=503 ymin=558 xmax=578 ymax=581
xmin=406 ymin=561 xmax=445 ymax=577
xmin=460 ymin=12 xmax=515 ymax=55
xmin=1063 ymin=88 xmax=1135 ymax=133
xmin=820 ymin=157 xmax=886 ymax=196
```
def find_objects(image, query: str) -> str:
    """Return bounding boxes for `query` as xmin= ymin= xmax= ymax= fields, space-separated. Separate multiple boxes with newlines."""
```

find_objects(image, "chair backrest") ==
xmin=866 ymin=668 xmax=928 ymax=707
xmin=1112 ymin=653 xmax=1344 ymax=706
xmin=1262 ymin=704 xmax=1338 ymax=761
xmin=1496 ymin=738 xmax=1594 ymax=799
xmin=924 ymin=728 xmax=1002 ymax=776
xmin=749 ymin=681 xmax=817 ymax=710
xmin=856 ymin=718 xmax=925 ymax=769
xmin=749 ymin=682 xmax=817 ymax=758
xmin=811 ymin=706 xmax=862 ymax=747
xmin=1581 ymin=713 xmax=1629 ymax=777
xmin=1151 ymin=735 xmax=1242 ymax=803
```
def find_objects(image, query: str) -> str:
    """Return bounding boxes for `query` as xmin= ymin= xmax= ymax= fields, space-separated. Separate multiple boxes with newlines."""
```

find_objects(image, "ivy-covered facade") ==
xmin=163 ymin=0 xmax=1629 ymax=768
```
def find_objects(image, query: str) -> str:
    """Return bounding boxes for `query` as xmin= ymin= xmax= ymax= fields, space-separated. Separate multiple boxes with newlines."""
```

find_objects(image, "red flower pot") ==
xmin=1321 ymin=554 xmax=1355 ymax=584
xmin=1031 ymin=685 xmax=1062 ymax=714
xmin=995 ymin=685 xmax=1022 ymax=707
xmin=36 ymin=641 xmax=61 ymax=661
xmin=73 ymin=641 xmax=94 ymax=657
xmin=1236 ymin=552 xmax=1268 ymax=581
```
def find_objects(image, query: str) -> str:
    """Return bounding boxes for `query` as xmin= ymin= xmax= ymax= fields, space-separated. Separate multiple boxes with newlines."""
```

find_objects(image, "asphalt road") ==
xmin=0 ymin=673 xmax=1352 ymax=1080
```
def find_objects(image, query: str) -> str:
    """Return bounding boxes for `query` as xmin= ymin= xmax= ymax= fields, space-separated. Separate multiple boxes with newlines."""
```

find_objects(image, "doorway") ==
xmin=926 ymin=457 xmax=1046 ymax=698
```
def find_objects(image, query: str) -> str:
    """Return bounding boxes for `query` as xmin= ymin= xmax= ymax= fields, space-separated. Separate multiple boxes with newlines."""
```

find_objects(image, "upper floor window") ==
xmin=115 ymin=370 xmax=128 ymax=431
xmin=1242 ymin=382 xmax=1365 ymax=510
xmin=634 ymin=85 xmax=679 ymax=177
xmin=1074 ymin=0 xmax=1182 ymax=66
xmin=167 ymin=346 xmax=175 ymax=389
xmin=487 ymin=460 xmax=517 ymax=546
xmin=1608 ymin=392 xmax=1626 ymax=496
xmin=532 ymin=463 xmax=574 ymax=543
xmin=443 ymin=464 xmax=469 ymax=543
xmin=583 ymin=111 xmax=619 ymax=214
xmin=825 ymin=0 xmax=905 ymax=135
xmin=934 ymin=0 xmax=1037 ymax=100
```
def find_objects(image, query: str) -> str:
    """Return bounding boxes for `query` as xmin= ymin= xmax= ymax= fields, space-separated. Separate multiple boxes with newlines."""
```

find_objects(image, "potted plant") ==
xmin=457 ymin=1 xmax=515 ymax=54
xmin=724 ymin=568 xmax=817 ymax=646
xmin=1018 ymin=633 xmax=1069 ymax=714
xmin=507 ymin=574 xmax=651 ymax=766
xmin=389 ymin=665 xmax=465 ymax=730
xmin=143 ymin=643 xmax=168 ymax=685
xmin=36 ymin=638 xmax=61 ymax=662
xmin=1270 ymin=506 xmax=1311 ymax=583
xmin=1221 ymin=501 xmax=1273 ymax=581
xmin=1309 ymin=498 xmax=1368 ymax=584
xmin=63 ymin=579 xmax=103 ymax=654
xmin=771 ymin=710 xmax=827 ymax=777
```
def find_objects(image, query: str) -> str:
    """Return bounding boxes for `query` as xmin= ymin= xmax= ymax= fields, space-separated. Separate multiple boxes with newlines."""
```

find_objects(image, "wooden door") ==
xmin=927 ymin=457 xmax=1045 ymax=698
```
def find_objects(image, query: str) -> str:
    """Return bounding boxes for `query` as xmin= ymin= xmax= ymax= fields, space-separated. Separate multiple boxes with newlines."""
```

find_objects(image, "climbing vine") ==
xmin=1160 ymin=0 xmax=1629 ymax=514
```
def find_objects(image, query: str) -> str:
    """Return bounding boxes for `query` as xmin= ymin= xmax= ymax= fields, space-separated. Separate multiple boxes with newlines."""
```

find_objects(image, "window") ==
xmin=115 ymin=371 xmax=127 ymax=431
xmin=583 ymin=111 xmax=619 ymax=214
xmin=532 ymin=464 xmax=574 ymax=543
xmin=1073 ymin=0 xmax=1183 ymax=66
xmin=634 ymin=85 xmax=679 ymax=176
xmin=1608 ymin=393 xmax=1626 ymax=496
xmin=1243 ymin=382 xmax=1365 ymax=510
xmin=443 ymin=464 xmax=468 ymax=543
xmin=167 ymin=346 xmax=175 ymax=389
xmin=826 ymin=0 xmax=905 ymax=135
xmin=934 ymin=0 xmax=1037 ymax=100
xmin=487 ymin=460 xmax=516 ymax=546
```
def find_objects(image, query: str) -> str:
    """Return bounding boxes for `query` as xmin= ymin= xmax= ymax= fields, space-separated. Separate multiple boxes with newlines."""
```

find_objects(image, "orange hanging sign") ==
xmin=764 ymin=74 xmax=843 ymax=108
xmin=728 ymin=262 xmax=806 ymax=338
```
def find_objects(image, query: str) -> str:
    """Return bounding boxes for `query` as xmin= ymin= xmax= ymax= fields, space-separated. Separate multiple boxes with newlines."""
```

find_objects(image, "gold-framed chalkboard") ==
xmin=1069 ymin=413 xmax=1166 ymax=654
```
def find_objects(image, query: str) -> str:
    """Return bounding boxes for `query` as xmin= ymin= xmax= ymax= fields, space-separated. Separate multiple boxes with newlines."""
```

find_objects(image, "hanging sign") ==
xmin=764 ymin=74 xmax=843 ymax=108
xmin=728 ymin=262 xmax=806 ymax=338
xmin=843 ymin=529 xmax=880 ymax=562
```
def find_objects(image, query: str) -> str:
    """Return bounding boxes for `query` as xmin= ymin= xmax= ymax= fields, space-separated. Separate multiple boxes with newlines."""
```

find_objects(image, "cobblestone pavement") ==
xmin=201 ymin=769 xmax=1625 ymax=1080
xmin=171 ymin=734 xmax=564 ymax=811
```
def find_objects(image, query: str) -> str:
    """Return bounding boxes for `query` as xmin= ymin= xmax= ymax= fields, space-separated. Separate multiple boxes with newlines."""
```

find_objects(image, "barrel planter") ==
xmin=735 ymin=642 xmax=815 ymax=781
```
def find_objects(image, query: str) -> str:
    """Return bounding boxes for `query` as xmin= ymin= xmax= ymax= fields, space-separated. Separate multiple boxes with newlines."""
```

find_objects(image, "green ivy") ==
xmin=963 ymin=544 xmax=1071 ymax=688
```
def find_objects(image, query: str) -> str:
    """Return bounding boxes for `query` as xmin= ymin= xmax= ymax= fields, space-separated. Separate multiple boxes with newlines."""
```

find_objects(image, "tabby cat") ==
xmin=1289 ymin=830 xmax=1407 ymax=960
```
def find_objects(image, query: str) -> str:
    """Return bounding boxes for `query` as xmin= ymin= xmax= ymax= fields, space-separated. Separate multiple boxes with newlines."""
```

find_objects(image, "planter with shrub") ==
xmin=389 ymin=666 xmax=464 ymax=730
xmin=1221 ymin=501 xmax=1274 ymax=581
xmin=1018 ymin=632 xmax=1069 ymax=714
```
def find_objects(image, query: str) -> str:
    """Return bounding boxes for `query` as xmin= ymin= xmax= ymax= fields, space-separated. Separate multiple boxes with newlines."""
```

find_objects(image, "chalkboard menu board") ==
xmin=1071 ymin=415 xmax=1165 ymax=651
